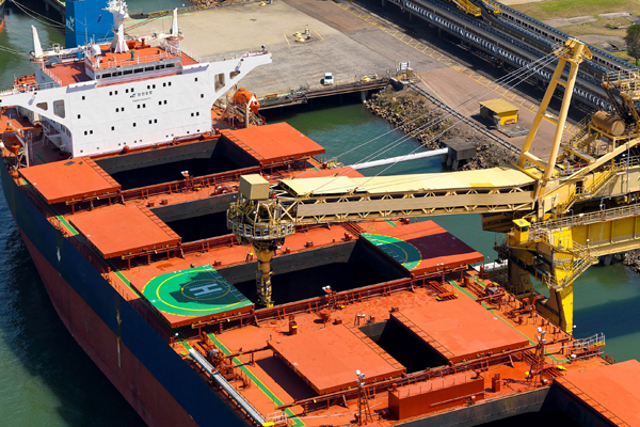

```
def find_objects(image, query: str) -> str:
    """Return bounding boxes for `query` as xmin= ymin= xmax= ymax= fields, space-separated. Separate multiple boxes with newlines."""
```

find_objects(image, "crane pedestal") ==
xmin=253 ymin=241 xmax=277 ymax=308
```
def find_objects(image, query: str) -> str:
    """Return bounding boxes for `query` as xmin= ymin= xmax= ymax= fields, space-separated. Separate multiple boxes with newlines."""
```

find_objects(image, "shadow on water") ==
xmin=0 ymin=194 xmax=144 ymax=426
xmin=574 ymin=295 xmax=640 ymax=341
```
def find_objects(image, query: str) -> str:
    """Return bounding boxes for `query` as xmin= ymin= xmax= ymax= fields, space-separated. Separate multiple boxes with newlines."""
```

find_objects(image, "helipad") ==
xmin=140 ymin=265 xmax=253 ymax=328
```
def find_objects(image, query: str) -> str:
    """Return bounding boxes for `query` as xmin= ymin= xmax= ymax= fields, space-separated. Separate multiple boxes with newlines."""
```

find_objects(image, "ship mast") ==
xmin=106 ymin=0 xmax=129 ymax=54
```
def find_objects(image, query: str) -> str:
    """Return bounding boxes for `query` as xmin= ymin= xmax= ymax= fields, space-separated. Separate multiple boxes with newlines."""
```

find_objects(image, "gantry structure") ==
xmin=227 ymin=38 xmax=640 ymax=334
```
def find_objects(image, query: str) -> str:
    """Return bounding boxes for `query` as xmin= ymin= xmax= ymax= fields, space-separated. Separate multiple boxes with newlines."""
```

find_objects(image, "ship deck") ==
xmin=46 ymin=43 xmax=199 ymax=87
xmin=2 ymin=102 xmax=625 ymax=426
xmin=190 ymin=271 xmax=609 ymax=426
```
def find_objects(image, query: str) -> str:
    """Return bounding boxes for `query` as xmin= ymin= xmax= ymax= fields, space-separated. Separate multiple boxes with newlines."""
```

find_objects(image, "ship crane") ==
xmin=227 ymin=38 xmax=640 ymax=334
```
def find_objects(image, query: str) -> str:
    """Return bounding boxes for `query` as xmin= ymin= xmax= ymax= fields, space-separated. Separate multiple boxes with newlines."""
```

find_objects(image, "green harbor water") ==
xmin=0 ymin=3 xmax=638 ymax=426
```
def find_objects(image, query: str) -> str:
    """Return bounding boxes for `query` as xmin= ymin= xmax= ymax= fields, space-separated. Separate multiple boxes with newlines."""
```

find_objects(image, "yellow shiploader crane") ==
xmin=227 ymin=38 xmax=640 ymax=334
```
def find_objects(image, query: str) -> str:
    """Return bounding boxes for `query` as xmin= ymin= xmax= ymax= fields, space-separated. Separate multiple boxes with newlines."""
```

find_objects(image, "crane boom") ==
xmin=228 ymin=38 xmax=640 ymax=333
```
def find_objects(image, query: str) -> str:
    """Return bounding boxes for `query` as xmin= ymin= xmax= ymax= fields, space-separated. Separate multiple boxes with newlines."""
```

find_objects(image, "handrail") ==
xmin=42 ymin=67 xmax=63 ymax=86
xmin=532 ymin=202 xmax=640 ymax=232
xmin=86 ymin=51 xmax=179 ymax=71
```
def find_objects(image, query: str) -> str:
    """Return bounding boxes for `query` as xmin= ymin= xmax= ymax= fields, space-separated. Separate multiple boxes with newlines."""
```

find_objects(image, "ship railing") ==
xmin=40 ymin=120 xmax=60 ymax=137
xmin=266 ymin=411 xmax=288 ymax=425
xmin=86 ymin=50 xmax=180 ymax=71
xmin=1 ymin=80 xmax=59 ymax=96
xmin=192 ymin=48 xmax=269 ymax=65
xmin=158 ymin=40 xmax=182 ymax=58
xmin=277 ymin=345 xmax=544 ymax=414
xmin=41 ymin=67 xmax=63 ymax=86
xmin=531 ymin=203 xmax=640 ymax=232
xmin=572 ymin=332 xmax=606 ymax=351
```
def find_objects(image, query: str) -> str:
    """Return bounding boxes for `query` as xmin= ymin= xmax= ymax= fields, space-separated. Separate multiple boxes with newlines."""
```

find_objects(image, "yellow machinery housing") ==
xmin=228 ymin=38 xmax=640 ymax=335
xmin=479 ymin=99 xmax=519 ymax=126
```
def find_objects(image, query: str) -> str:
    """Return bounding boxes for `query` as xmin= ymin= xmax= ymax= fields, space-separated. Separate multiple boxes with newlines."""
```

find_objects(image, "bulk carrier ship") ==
xmin=1 ymin=1 xmax=640 ymax=426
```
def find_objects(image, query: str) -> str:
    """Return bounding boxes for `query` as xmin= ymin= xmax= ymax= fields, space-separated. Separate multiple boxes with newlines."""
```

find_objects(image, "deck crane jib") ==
xmin=228 ymin=38 xmax=640 ymax=334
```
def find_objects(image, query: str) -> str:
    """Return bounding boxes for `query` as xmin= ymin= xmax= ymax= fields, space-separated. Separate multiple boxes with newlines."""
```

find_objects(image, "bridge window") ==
xmin=36 ymin=102 xmax=48 ymax=111
xmin=53 ymin=100 xmax=65 ymax=119
xmin=230 ymin=70 xmax=240 ymax=79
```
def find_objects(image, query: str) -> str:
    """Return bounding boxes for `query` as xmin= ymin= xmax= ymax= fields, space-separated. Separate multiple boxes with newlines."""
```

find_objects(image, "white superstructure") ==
xmin=0 ymin=0 xmax=271 ymax=158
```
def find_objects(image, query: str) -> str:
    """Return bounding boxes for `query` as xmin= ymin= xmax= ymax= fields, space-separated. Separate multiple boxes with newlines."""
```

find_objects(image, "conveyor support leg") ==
xmin=253 ymin=242 xmax=275 ymax=308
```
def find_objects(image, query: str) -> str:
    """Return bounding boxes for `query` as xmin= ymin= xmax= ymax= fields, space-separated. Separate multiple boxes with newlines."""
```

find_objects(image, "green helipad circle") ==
xmin=143 ymin=266 xmax=251 ymax=317
xmin=361 ymin=233 xmax=422 ymax=271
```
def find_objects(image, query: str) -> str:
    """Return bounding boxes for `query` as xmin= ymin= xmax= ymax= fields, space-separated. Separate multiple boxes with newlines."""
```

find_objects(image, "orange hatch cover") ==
xmin=69 ymin=205 xmax=180 ymax=259
xmin=555 ymin=360 xmax=640 ymax=426
xmin=391 ymin=298 xmax=529 ymax=363
xmin=19 ymin=158 xmax=121 ymax=204
xmin=221 ymin=122 xmax=325 ymax=166
xmin=361 ymin=221 xmax=485 ymax=276
xmin=269 ymin=325 xmax=405 ymax=395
